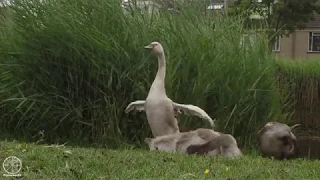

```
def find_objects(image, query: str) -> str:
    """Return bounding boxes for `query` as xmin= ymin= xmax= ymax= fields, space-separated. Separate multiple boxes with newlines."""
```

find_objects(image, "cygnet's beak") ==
xmin=144 ymin=45 xmax=152 ymax=49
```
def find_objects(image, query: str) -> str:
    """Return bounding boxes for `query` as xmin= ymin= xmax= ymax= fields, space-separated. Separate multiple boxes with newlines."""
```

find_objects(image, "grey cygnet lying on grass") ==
xmin=145 ymin=128 xmax=242 ymax=158
xmin=144 ymin=128 xmax=220 ymax=154
xmin=257 ymin=121 xmax=298 ymax=160
xmin=186 ymin=133 xmax=243 ymax=158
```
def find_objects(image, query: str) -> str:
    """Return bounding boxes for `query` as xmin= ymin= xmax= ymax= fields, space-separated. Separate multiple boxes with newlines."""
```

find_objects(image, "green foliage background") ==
xmin=0 ymin=0 xmax=305 ymax=148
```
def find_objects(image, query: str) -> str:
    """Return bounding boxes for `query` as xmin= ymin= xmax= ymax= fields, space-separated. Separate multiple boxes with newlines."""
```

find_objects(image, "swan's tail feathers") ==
xmin=172 ymin=102 xmax=215 ymax=127
xmin=125 ymin=100 xmax=146 ymax=113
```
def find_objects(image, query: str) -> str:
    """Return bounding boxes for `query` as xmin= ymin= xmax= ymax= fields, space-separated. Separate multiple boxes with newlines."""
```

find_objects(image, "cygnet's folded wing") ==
xmin=171 ymin=102 xmax=215 ymax=127
xmin=125 ymin=100 xmax=145 ymax=113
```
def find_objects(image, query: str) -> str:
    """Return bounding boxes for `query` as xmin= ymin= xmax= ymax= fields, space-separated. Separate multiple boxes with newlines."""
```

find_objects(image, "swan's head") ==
xmin=144 ymin=42 xmax=164 ymax=55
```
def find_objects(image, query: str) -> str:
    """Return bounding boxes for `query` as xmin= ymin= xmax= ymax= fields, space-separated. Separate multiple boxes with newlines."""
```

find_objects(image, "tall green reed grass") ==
xmin=276 ymin=59 xmax=320 ymax=129
xmin=0 ymin=0 xmax=282 ymax=147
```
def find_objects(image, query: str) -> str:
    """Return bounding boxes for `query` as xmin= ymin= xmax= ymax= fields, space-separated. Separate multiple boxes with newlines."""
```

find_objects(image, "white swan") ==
xmin=125 ymin=42 xmax=215 ymax=137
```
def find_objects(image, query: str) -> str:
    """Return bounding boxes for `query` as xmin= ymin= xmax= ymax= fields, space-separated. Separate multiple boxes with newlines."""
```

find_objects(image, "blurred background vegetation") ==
xmin=0 ymin=0 xmax=319 ymax=149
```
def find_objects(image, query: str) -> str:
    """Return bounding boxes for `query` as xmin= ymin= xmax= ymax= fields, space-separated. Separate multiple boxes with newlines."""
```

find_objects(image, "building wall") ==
xmin=273 ymin=33 xmax=293 ymax=59
xmin=274 ymin=29 xmax=320 ymax=60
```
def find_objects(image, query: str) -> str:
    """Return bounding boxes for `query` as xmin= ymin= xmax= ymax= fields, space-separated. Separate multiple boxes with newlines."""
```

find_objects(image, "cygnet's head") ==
xmin=144 ymin=42 xmax=164 ymax=56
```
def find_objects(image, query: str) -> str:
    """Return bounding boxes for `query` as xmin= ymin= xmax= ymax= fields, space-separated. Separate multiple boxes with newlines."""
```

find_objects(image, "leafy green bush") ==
xmin=0 ymin=0 xmax=280 ymax=147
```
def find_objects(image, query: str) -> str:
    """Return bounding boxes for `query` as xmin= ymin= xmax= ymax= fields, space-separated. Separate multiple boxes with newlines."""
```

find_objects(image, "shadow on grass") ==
xmin=0 ymin=129 xmax=148 ymax=150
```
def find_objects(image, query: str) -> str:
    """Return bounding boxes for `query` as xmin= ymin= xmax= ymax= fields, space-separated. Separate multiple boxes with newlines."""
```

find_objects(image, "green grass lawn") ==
xmin=0 ymin=140 xmax=319 ymax=180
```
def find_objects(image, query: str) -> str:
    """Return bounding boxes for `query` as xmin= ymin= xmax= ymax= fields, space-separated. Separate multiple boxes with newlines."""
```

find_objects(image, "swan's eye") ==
xmin=155 ymin=146 xmax=159 ymax=150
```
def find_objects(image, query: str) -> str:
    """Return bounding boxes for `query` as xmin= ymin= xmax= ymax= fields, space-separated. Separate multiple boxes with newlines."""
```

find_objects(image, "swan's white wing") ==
xmin=172 ymin=102 xmax=215 ymax=127
xmin=125 ymin=100 xmax=146 ymax=113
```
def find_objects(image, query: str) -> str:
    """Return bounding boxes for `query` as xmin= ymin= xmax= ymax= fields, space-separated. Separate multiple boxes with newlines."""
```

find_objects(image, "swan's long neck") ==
xmin=156 ymin=53 xmax=166 ymax=83
xmin=149 ymin=52 xmax=166 ymax=96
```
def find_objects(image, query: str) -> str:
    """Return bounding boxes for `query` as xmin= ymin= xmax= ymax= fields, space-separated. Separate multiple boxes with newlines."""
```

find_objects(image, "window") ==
xmin=240 ymin=33 xmax=257 ymax=46
xmin=272 ymin=35 xmax=280 ymax=51
xmin=308 ymin=32 xmax=320 ymax=52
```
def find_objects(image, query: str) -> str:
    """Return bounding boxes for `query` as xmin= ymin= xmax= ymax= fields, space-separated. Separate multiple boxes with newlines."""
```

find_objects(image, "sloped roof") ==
xmin=306 ymin=14 xmax=320 ymax=28
xmin=212 ymin=0 xmax=225 ymax=3
xmin=152 ymin=0 xmax=234 ymax=7
xmin=211 ymin=0 xmax=234 ymax=3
